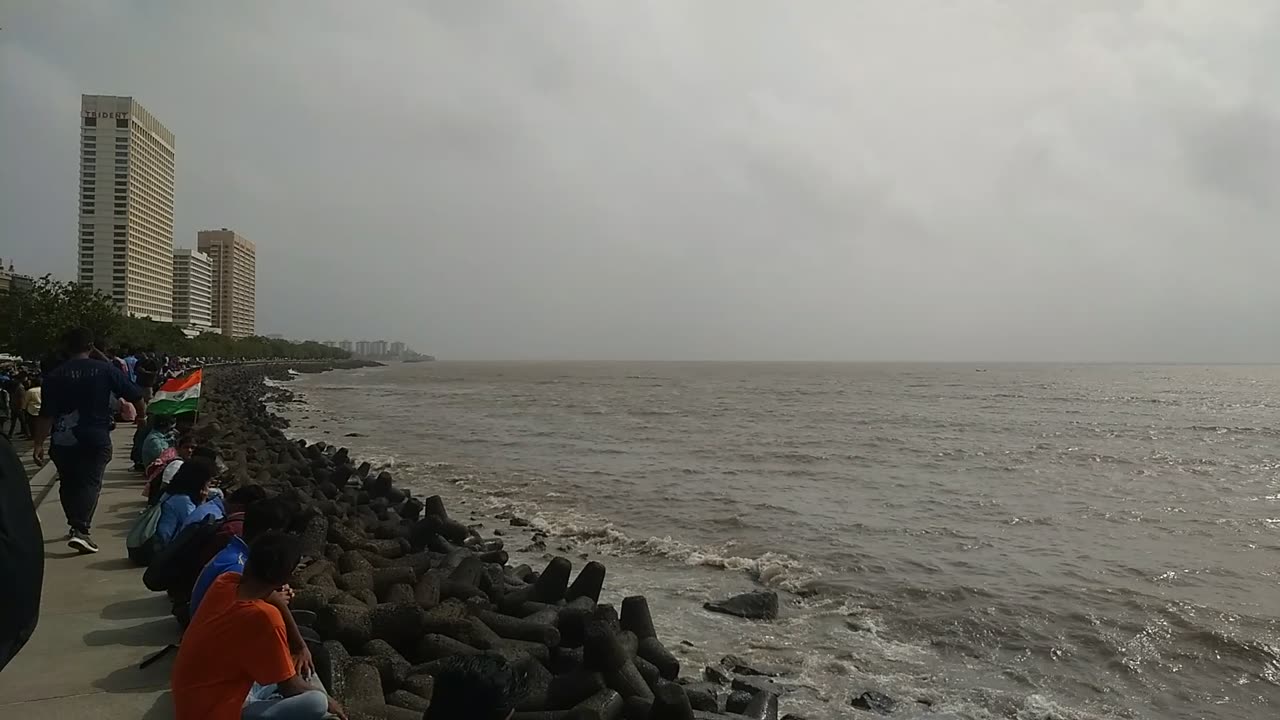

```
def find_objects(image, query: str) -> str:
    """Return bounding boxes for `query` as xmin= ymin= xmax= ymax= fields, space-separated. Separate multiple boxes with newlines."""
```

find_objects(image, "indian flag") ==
xmin=149 ymin=368 xmax=202 ymax=415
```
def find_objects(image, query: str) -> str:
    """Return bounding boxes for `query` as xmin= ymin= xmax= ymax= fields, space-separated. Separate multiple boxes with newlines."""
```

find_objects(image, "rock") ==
xmin=703 ymin=591 xmax=779 ymax=621
xmin=720 ymin=655 xmax=780 ymax=677
xmin=742 ymin=691 xmax=779 ymax=720
xmin=725 ymin=690 xmax=753 ymax=714
xmin=850 ymin=691 xmax=897 ymax=715
xmin=345 ymin=432 xmax=365 ymax=437
xmin=703 ymin=665 xmax=733 ymax=685
xmin=386 ymin=690 xmax=432 ymax=712
xmin=566 ymin=561 xmax=607 ymax=603
xmin=680 ymin=683 xmax=720 ymax=713
xmin=731 ymin=677 xmax=784 ymax=699
xmin=638 ymin=638 xmax=679 ymax=680
xmin=620 ymin=596 xmax=657 ymax=640
xmin=650 ymin=681 xmax=696 ymax=720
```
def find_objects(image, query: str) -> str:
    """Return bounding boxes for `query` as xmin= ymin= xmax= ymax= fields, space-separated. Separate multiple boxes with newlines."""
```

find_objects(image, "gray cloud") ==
xmin=2 ymin=0 xmax=1279 ymax=360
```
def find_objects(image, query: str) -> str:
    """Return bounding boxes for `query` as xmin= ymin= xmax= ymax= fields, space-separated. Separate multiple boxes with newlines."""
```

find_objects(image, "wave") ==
xmin=478 ymin=495 xmax=823 ymax=592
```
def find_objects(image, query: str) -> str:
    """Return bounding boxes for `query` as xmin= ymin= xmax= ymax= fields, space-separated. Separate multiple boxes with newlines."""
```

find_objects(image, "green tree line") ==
xmin=0 ymin=275 xmax=349 ymax=361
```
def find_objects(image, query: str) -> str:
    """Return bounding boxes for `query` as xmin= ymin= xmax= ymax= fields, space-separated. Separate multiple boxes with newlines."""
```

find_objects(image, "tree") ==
xmin=0 ymin=276 xmax=120 ymax=358
xmin=0 ymin=275 xmax=350 ymax=361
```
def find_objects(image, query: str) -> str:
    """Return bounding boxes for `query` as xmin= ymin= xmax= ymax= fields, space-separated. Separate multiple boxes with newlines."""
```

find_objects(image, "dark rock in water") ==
xmin=510 ymin=516 xmax=531 ymax=527
xmin=703 ymin=591 xmax=779 ymax=621
xmin=566 ymin=561 xmax=607 ymax=603
xmin=850 ymin=691 xmax=897 ymax=714
xmin=533 ymin=556 xmax=574 ymax=603
xmin=725 ymin=690 xmax=754 ymax=714
xmin=742 ymin=691 xmax=779 ymax=720
xmin=650 ymin=681 xmax=696 ymax=720
xmin=344 ymin=432 xmax=365 ymax=437
xmin=573 ymin=688 xmax=624 ymax=720
xmin=720 ymin=654 xmax=780 ymax=677
xmin=703 ymin=664 xmax=733 ymax=685
xmin=731 ymin=676 xmax=783 ymax=697
xmin=681 ymin=682 xmax=721 ymax=713
xmin=638 ymin=637 xmax=680 ymax=680
xmin=620 ymin=596 xmax=657 ymax=640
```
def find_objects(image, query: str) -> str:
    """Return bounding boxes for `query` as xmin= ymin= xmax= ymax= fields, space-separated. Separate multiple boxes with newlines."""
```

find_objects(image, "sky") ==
xmin=2 ymin=1 xmax=1279 ymax=361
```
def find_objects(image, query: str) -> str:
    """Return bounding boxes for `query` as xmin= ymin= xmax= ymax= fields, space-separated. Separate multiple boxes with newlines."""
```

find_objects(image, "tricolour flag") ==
xmin=148 ymin=368 xmax=202 ymax=416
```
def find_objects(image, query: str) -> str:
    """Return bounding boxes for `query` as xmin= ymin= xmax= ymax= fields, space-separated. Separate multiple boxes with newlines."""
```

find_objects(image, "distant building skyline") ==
xmin=314 ymin=338 xmax=416 ymax=359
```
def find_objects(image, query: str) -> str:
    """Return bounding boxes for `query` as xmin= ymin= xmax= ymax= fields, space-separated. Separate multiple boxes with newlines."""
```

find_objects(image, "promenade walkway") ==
xmin=0 ymin=428 xmax=176 ymax=719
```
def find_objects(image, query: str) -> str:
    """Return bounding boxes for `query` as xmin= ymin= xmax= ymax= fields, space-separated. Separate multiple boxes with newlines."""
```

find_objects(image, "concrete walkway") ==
xmin=0 ymin=428 xmax=177 ymax=719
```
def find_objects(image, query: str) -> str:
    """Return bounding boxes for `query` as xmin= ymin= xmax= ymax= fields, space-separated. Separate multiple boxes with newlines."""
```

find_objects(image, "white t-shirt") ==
xmin=161 ymin=459 xmax=185 ymax=488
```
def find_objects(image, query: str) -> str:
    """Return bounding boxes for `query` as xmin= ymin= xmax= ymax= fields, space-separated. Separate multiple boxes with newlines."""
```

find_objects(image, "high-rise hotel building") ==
xmin=197 ymin=229 xmax=257 ymax=338
xmin=78 ymin=95 xmax=176 ymax=321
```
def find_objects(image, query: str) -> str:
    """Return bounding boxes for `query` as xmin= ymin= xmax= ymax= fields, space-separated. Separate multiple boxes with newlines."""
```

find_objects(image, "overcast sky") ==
xmin=2 ymin=1 xmax=1279 ymax=361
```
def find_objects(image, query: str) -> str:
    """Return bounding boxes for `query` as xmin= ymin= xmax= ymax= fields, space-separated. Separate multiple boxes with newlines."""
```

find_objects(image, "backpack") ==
xmin=125 ymin=501 xmax=165 ymax=566
xmin=142 ymin=514 xmax=222 ymax=593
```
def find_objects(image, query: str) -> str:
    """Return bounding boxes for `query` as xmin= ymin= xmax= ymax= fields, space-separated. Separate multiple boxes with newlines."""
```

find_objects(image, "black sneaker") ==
xmin=68 ymin=530 xmax=99 ymax=554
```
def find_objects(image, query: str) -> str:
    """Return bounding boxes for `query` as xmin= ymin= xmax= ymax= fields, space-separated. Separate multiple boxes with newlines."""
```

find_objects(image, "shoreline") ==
xmin=208 ymin=362 xmax=810 ymax=720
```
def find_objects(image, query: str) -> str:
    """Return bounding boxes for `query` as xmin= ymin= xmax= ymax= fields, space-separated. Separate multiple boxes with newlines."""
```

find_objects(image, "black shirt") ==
xmin=0 ymin=436 xmax=42 ymax=671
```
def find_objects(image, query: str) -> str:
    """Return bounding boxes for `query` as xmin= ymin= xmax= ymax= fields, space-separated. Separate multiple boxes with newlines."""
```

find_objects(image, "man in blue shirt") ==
xmin=189 ymin=497 xmax=292 ymax=614
xmin=31 ymin=327 xmax=146 ymax=554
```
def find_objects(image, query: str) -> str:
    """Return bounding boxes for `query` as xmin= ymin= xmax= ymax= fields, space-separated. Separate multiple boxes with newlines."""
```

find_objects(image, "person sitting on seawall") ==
xmin=425 ymin=653 xmax=529 ymax=720
xmin=141 ymin=413 xmax=177 ymax=467
xmin=146 ymin=433 xmax=194 ymax=505
xmin=171 ymin=531 xmax=346 ymax=720
xmin=197 ymin=485 xmax=272 ymax=567
xmin=155 ymin=458 xmax=216 ymax=549
xmin=176 ymin=471 xmax=232 ymax=535
xmin=189 ymin=497 xmax=293 ymax=616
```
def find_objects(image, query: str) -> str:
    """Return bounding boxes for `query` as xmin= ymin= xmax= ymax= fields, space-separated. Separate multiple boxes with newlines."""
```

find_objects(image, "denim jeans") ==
xmin=241 ymin=673 xmax=329 ymax=720
xmin=49 ymin=443 xmax=113 ymax=533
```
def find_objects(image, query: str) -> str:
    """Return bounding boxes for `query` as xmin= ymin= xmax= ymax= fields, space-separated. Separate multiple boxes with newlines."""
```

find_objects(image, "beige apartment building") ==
xmin=197 ymin=229 xmax=257 ymax=338
xmin=172 ymin=248 xmax=214 ymax=333
xmin=78 ymin=95 xmax=175 ymax=321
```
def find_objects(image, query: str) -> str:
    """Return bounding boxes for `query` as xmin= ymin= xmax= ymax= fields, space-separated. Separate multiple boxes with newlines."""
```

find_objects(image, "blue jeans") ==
xmin=241 ymin=674 xmax=329 ymax=720
xmin=50 ymin=443 xmax=112 ymax=533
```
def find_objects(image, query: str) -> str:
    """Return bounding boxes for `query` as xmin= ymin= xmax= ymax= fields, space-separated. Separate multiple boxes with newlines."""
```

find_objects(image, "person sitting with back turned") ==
xmin=146 ymin=433 xmax=194 ymax=505
xmin=155 ymin=458 xmax=215 ymax=548
xmin=189 ymin=497 xmax=293 ymax=615
xmin=140 ymin=413 xmax=177 ymax=467
xmin=424 ymin=653 xmax=528 ymax=720
xmin=197 ymin=485 xmax=270 ymax=567
xmin=171 ymin=531 xmax=346 ymax=720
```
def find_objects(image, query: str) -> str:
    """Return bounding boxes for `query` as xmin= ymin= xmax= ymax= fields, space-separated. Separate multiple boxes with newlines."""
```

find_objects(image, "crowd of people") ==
xmin=0 ymin=326 xmax=529 ymax=720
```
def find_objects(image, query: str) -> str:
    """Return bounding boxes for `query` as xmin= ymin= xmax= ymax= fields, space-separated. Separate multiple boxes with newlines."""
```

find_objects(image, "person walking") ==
xmin=31 ymin=327 xmax=147 ymax=554
xmin=23 ymin=376 xmax=41 ymax=436
xmin=0 ymin=382 xmax=10 ymax=441
xmin=8 ymin=378 xmax=28 ymax=439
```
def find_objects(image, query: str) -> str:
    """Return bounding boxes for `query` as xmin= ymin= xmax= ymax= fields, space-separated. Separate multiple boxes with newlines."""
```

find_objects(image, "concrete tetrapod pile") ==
xmin=200 ymin=365 xmax=785 ymax=720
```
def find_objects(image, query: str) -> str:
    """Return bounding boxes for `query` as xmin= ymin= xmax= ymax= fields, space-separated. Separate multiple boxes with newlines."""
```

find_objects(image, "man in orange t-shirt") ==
xmin=171 ymin=531 xmax=345 ymax=720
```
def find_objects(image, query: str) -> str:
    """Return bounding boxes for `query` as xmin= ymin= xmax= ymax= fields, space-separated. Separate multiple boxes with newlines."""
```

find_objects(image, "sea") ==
xmin=272 ymin=362 xmax=1280 ymax=720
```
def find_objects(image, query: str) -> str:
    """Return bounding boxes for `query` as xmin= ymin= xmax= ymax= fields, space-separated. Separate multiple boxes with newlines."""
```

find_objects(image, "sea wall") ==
xmin=200 ymin=364 xmax=792 ymax=720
